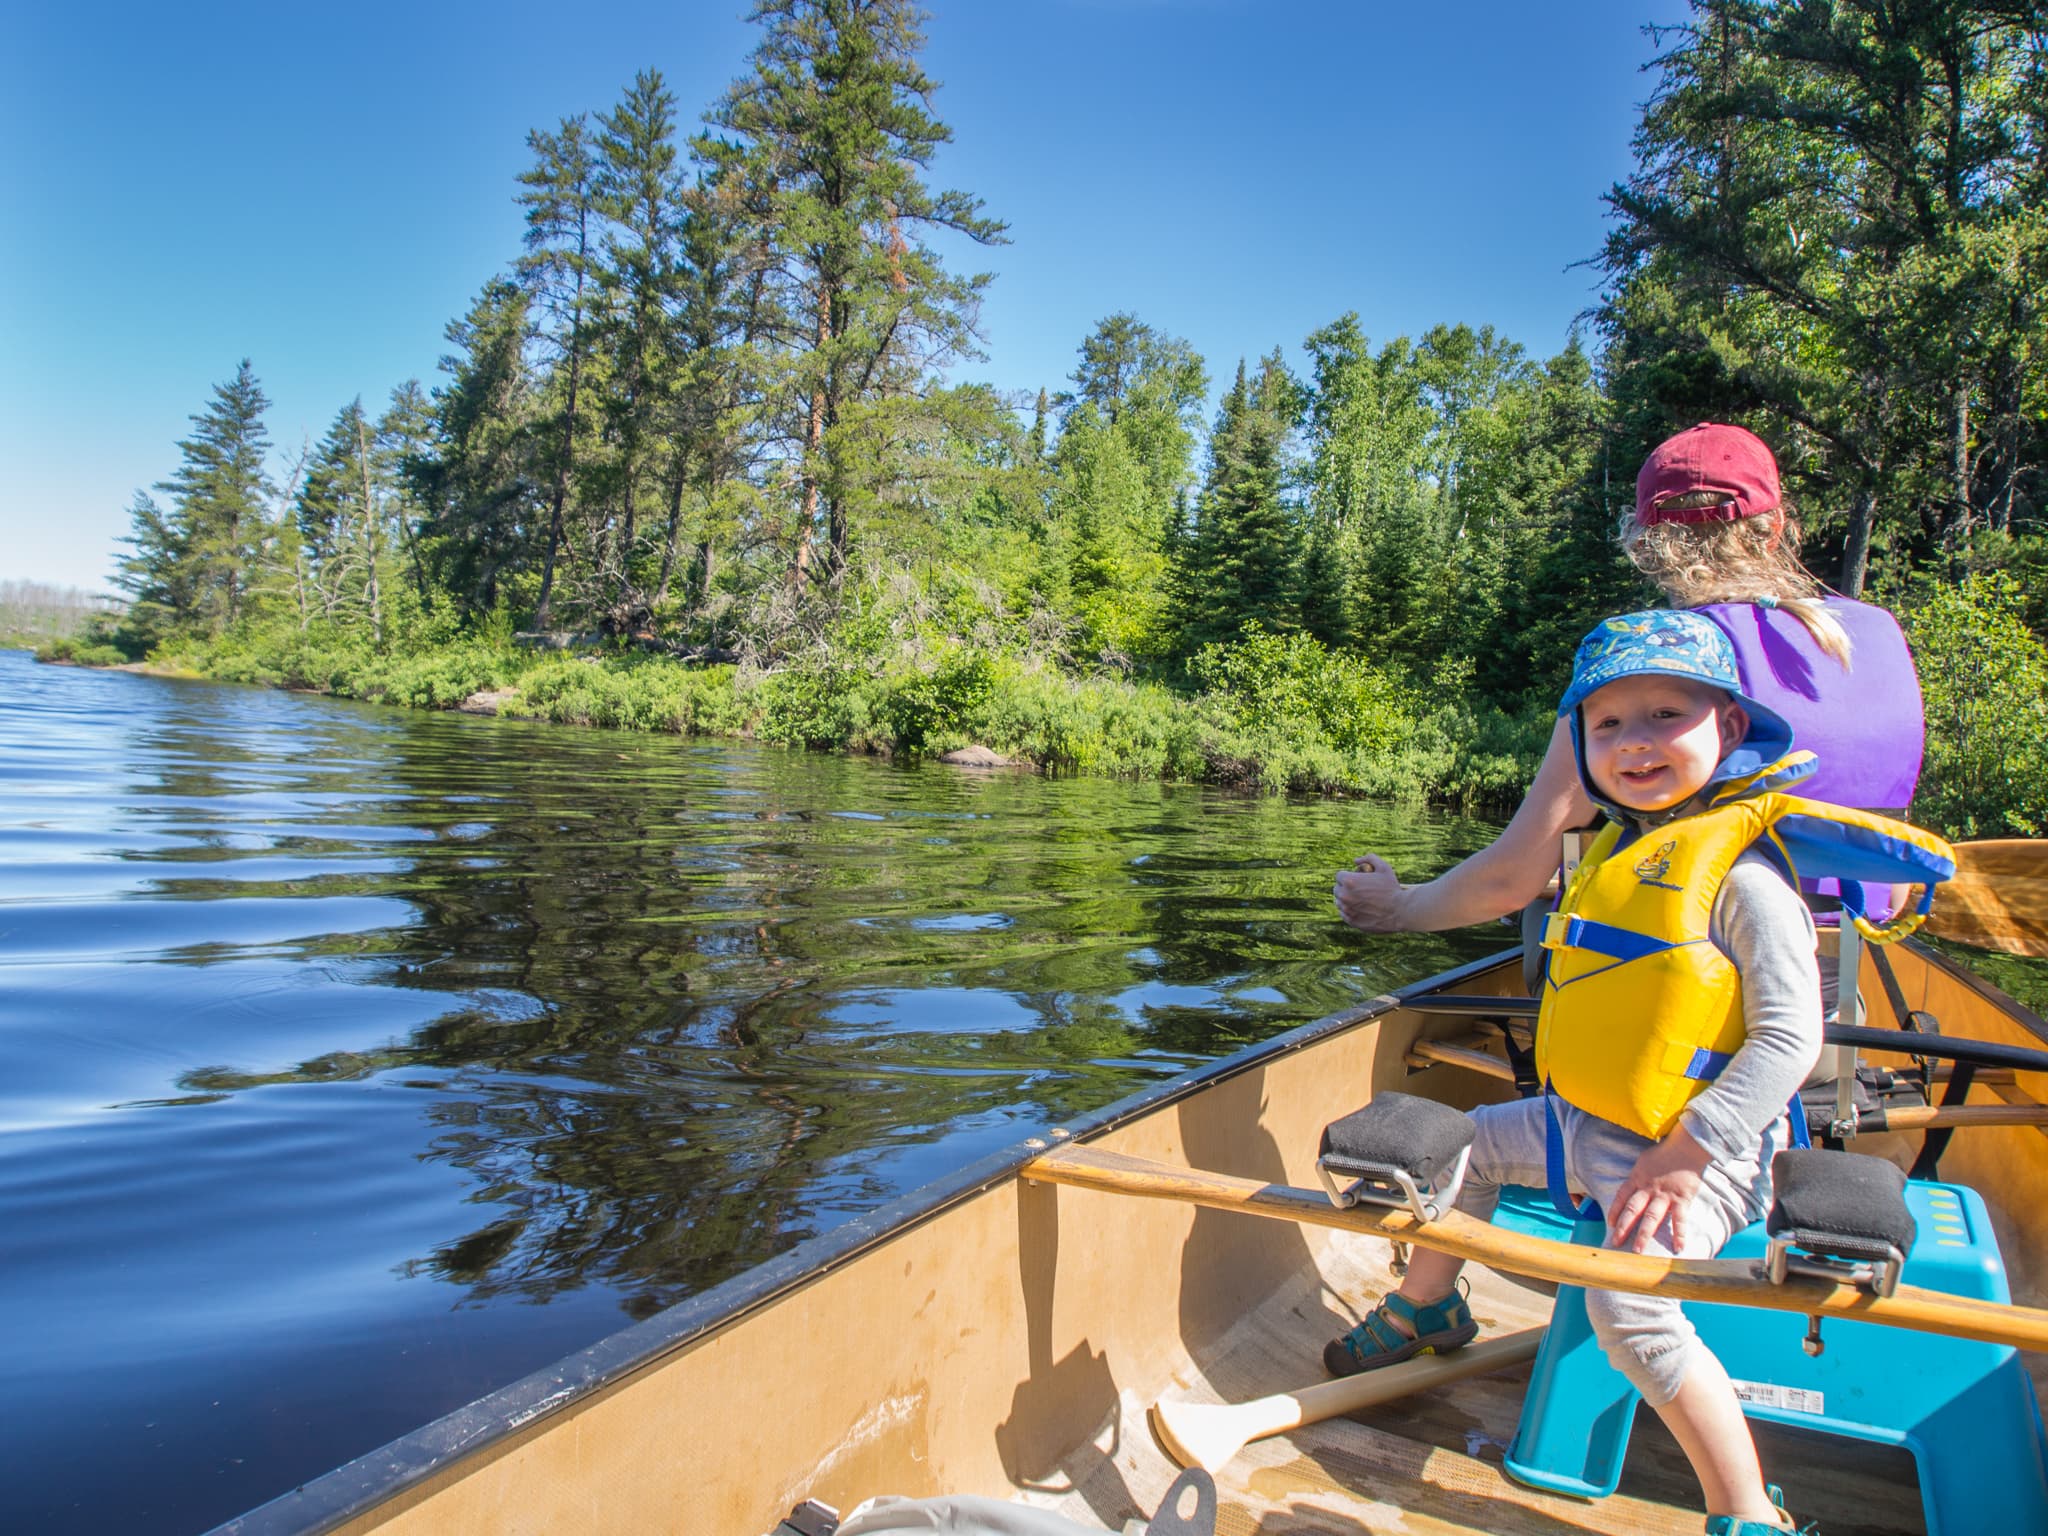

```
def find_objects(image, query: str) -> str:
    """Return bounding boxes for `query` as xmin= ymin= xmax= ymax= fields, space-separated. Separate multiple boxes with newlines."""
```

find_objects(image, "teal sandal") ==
xmin=1323 ymin=1287 xmax=1478 ymax=1378
xmin=1703 ymin=1484 xmax=1815 ymax=1534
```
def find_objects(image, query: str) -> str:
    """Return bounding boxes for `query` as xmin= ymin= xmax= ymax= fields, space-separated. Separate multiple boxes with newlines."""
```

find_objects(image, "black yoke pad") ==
xmin=1768 ymin=1148 xmax=1916 ymax=1258
xmin=1320 ymin=1092 xmax=1475 ymax=1183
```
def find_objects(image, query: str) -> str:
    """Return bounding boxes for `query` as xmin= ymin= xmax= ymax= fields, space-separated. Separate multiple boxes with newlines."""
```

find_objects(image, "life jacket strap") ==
xmin=1838 ymin=872 xmax=1934 ymax=945
xmin=1541 ymin=911 xmax=1675 ymax=962
xmin=1679 ymin=1046 xmax=1734 ymax=1081
xmin=1542 ymin=1083 xmax=1604 ymax=1225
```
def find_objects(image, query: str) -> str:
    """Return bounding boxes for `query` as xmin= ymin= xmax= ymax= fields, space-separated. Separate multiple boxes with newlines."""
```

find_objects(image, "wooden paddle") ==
xmin=1151 ymin=1329 xmax=1542 ymax=1472
xmin=1029 ymin=1143 xmax=2048 ymax=1353
xmin=1922 ymin=840 xmax=2048 ymax=958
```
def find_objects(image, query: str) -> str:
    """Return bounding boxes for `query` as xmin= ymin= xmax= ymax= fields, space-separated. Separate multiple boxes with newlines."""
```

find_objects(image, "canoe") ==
xmin=211 ymin=937 xmax=2048 ymax=1536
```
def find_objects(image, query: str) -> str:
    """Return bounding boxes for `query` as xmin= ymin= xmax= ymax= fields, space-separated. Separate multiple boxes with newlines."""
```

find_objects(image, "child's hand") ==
xmin=1609 ymin=1126 xmax=1713 ymax=1254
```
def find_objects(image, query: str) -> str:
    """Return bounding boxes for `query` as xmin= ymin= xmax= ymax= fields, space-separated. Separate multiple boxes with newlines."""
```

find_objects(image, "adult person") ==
xmin=1334 ymin=422 xmax=1924 ymax=937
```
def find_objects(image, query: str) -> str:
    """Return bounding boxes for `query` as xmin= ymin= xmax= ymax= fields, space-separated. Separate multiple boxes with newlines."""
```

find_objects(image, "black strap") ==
xmin=1489 ymin=1017 xmax=1541 ymax=1098
xmin=1867 ymin=946 xmax=1967 ymax=1179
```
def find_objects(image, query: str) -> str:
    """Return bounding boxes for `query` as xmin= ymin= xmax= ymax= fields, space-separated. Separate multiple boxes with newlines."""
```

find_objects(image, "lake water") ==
xmin=0 ymin=648 xmax=1510 ymax=1533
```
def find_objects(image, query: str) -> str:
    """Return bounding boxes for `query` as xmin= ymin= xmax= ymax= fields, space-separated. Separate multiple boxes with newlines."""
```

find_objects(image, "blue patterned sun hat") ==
xmin=1559 ymin=609 xmax=1796 ymax=794
xmin=1560 ymin=610 xmax=1745 ymax=717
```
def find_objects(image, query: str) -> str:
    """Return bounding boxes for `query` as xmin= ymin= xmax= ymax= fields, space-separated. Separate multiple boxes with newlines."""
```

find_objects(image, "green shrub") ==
xmin=1905 ymin=572 xmax=2048 ymax=838
xmin=513 ymin=655 xmax=744 ymax=735
xmin=1187 ymin=625 xmax=1416 ymax=757
xmin=34 ymin=636 xmax=127 ymax=667
xmin=882 ymin=646 xmax=997 ymax=753
xmin=376 ymin=643 xmax=514 ymax=709
xmin=754 ymin=663 xmax=876 ymax=749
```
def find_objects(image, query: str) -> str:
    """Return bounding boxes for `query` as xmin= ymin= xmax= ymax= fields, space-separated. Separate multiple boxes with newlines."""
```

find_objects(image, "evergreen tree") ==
xmin=592 ymin=70 xmax=691 ymax=629
xmin=517 ymin=115 xmax=601 ymax=630
xmin=1293 ymin=510 xmax=1354 ymax=650
xmin=296 ymin=400 xmax=376 ymax=630
xmin=377 ymin=381 xmax=436 ymax=607
xmin=1169 ymin=354 xmax=1301 ymax=658
xmin=152 ymin=361 xmax=276 ymax=636
xmin=418 ymin=280 xmax=539 ymax=616
xmin=1603 ymin=0 xmax=2048 ymax=593
xmin=709 ymin=0 xmax=1007 ymax=591
xmin=112 ymin=490 xmax=191 ymax=648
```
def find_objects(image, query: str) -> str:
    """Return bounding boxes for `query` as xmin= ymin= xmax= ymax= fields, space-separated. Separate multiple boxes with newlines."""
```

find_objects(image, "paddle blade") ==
xmin=1926 ymin=841 xmax=2048 ymax=958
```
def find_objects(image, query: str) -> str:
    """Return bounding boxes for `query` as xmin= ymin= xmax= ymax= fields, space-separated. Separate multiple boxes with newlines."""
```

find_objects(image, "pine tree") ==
xmin=152 ymin=361 xmax=276 ymax=636
xmin=377 ymin=381 xmax=436 ymax=607
xmin=1169 ymin=354 xmax=1301 ymax=657
xmin=592 ymin=70 xmax=690 ymax=629
xmin=709 ymin=0 xmax=1007 ymax=591
xmin=517 ymin=115 xmax=601 ymax=630
xmin=1602 ymin=0 xmax=2048 ymax=593
xmin=418 ymin=280 xmax=538 ymax=617
xmin=113 ymin=490 xmax=191 ymax=648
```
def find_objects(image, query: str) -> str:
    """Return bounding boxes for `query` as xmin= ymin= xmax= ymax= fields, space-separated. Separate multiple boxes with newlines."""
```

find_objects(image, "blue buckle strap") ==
xmin=1541 ymin=912 xmax=1674 ymax=963
xmin=1543 ymin=1083 xmax=1602 ymax=1224
xmin=1682 ymin=1047 xmax=1734 ymax=1081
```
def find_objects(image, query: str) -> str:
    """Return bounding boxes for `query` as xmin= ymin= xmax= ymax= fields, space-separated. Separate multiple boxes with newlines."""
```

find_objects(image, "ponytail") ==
xmin=1621 ymin=499 xmax=1853 ymax=666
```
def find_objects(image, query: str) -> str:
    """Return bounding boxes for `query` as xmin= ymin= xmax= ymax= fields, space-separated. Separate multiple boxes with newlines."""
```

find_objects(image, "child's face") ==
xmin=1579 ymin=674 xmax=1747 ymax=814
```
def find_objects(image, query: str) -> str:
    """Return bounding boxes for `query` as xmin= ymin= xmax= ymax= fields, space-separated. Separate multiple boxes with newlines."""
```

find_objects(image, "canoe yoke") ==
xmin=1317 ymin=1092 xmax=1474 ymax=1222
xmin=1765 ymin=1147 xmax=1915 ymax=1299
xmin=1316 ymin=1095 xmax=1917 ymax=1300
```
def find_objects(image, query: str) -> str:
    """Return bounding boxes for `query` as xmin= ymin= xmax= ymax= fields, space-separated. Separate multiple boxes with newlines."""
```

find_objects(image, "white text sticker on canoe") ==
xmin=1731 ymin=1379 xmax=1824 ymax=1416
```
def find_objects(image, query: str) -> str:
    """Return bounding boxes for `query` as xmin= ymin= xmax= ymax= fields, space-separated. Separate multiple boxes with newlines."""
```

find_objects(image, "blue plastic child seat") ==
xmin=1490 ymin=1180 xmax=2048 ymax=1534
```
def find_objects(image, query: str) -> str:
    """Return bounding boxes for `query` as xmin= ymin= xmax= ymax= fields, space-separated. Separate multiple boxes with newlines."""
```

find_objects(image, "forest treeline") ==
xmin=51 ymin=0 xmax=2048 ymax=836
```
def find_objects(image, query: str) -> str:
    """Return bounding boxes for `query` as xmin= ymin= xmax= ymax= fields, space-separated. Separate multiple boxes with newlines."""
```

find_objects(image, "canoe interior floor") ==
xmin=1021 ymin=1230 xmax=1930 ymax=1536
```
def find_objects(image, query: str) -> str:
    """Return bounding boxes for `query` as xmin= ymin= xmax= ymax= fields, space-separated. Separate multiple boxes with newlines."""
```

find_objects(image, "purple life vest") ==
xmin=1702 ymin=598 xmax=1925 ymax=916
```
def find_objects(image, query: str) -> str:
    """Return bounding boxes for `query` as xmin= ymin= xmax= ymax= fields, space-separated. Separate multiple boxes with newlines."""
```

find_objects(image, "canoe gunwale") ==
xmin=208 ymin=947 xmax=1527 ymax=1536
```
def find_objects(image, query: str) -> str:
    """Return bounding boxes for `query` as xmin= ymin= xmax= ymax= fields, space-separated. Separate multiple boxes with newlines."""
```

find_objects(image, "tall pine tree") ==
xmin=708 ymin=0 xmax=1007 ymax=591
xmin=1169 ymin=354 xmax=1301 ymax=658
xmin=150 ymin=361 xmax=276 ymax=636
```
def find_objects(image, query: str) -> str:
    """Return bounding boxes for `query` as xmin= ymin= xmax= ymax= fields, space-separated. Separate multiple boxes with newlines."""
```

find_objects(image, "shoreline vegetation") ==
xmin=33 ymin=625 xmax=1556 ymax=803
xmin=33 ymin=0 xmax=2048 ymax=835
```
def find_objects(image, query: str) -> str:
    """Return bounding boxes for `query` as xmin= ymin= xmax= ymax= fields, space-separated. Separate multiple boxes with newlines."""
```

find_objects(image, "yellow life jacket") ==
xmin=1534 ymin=787 xmax=1954 ymax=1141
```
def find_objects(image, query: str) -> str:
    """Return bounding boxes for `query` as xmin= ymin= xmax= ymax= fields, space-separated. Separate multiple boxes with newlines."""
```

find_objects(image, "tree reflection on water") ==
xmin=163 ymin=709 xmax=1500 ymax=1313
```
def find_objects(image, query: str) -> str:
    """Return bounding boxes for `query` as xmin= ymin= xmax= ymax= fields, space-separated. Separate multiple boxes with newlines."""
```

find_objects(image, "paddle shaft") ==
xmin=1029 ymin=1143 xmax=2048 ymax=1354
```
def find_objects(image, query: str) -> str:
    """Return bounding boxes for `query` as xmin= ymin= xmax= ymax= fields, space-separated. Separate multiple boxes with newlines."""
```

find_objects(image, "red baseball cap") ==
xmin=1634 ymin=422 xmax=1781 ymax=525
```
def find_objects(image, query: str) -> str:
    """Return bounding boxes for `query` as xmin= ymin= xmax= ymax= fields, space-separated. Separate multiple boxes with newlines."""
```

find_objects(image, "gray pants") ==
xmin=1459 ymin=1097 xmax=1788 ymax=1405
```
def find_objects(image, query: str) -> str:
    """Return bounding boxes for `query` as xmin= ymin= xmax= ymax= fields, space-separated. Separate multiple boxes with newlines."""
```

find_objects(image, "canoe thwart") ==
xmin=1025 ymin=1141 xmax=2048 ymax=1353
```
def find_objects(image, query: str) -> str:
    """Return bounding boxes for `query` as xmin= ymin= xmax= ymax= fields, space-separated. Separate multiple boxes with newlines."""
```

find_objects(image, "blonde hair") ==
xmin=1621 ymin=494 xmax=1853 ymax=666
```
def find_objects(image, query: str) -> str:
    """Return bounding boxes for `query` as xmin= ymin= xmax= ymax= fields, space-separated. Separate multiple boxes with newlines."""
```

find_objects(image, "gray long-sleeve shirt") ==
xmin=1676 ymin=850 xmax=1824 ymax=1164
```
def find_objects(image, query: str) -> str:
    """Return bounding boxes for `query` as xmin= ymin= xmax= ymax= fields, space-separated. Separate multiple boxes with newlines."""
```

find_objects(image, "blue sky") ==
xmin=1 ymin=0 xmax=1689 ymax=593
